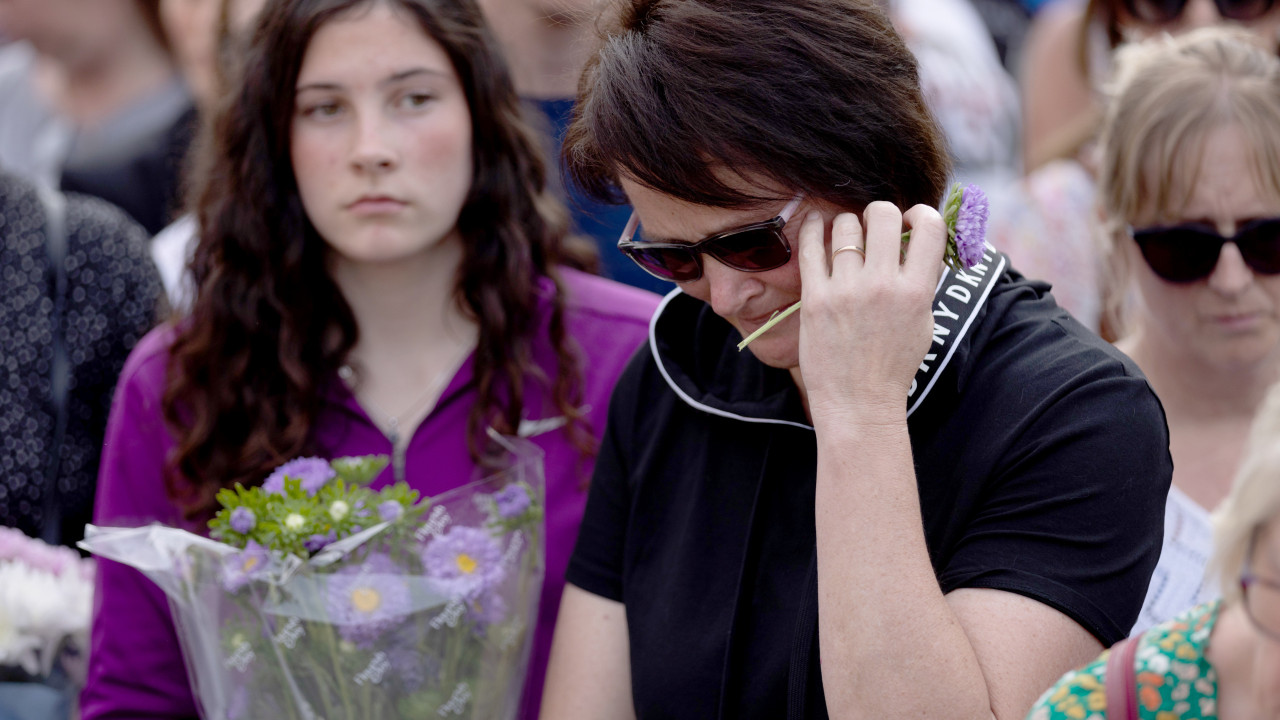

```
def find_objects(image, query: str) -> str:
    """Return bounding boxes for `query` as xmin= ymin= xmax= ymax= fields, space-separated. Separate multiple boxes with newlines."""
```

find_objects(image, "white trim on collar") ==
xmin=647 ymin=246 xmax=1007 ymax=429
xmin=648 ymin=288 xmax=815 ymax=431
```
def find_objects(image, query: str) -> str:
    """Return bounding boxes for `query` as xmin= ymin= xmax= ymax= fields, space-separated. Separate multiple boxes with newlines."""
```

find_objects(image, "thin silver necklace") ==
xmin=338 ymin=345 xmax=471 ymax=482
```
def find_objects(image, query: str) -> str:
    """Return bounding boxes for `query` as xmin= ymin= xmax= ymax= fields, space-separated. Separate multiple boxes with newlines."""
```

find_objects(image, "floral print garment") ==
xmin=1027 ymin=600 xmax=1220 ymax=720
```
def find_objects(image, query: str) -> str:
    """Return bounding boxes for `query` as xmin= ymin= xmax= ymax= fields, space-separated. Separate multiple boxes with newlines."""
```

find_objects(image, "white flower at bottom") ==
xmin=0 ymin=600 xmax=20 ymax=658
xmin=0 ymin=561 xmax=93 ymax=675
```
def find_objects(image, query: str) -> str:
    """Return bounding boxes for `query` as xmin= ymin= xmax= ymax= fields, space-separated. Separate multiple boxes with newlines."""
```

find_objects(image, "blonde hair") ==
xmin=1212 ymin=382 xmax=1280 ymax=604
xmin=1096 ymin=27 xmax=1280 ymax=334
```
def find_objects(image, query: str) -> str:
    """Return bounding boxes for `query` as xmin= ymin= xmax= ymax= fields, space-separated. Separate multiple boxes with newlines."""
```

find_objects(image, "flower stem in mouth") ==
xmin=734 ymin=183 xmax=990 ymax=352
xmin=737 ymin=301 xmax=802 ymax=351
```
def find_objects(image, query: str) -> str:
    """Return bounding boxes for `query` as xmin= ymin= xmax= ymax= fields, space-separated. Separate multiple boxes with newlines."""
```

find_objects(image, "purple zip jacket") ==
xmin=82 ymin=268 xmax=659 ymax=719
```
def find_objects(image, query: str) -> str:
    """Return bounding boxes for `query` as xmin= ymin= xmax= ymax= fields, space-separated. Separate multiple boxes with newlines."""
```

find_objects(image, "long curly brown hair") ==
xmin=164 ymin=0 xmax=596 ymax=518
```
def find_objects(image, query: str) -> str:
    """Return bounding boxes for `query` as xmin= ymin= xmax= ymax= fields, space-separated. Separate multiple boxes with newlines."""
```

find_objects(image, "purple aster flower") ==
xmin=229 ymin=507 xmax=256 ymax=534
xmin=325 ymin=553 xmax=411 ymax=645
xmin=467 ymin=591 xmax=507 ymax=629
xmin=262 ymin=457 xmax=335 ymax=494
xmin=221 ymin=540 xmax=271 ymax=593
xmin=493 ymin=484 xmax=532 ymax=519
xmin=378 ymin=501 xmax=405 ymax=523
xmin=421 ymin=526 xmax=506 ymax=601
xmin=953 ymin=184 xmax=990 ymax=269
xmin=304 ymin=530 xmax=337 ymax=553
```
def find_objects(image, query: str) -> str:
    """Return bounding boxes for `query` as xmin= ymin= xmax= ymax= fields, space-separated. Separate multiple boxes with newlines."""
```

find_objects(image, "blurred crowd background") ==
xmin=3 ymin=0 xmax=1280 ymax=717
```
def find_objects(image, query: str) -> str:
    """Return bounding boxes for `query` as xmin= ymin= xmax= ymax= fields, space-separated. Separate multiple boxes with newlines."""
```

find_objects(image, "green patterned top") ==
xmin=1027 ymin=600 xmax=1221 ymax=720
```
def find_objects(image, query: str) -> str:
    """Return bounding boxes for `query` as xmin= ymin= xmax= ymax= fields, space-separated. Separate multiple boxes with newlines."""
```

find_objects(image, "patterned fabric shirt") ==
xmin=0 ymin=172 xmax=162 ymax=544
xmin=1028 ymin=600 xmax=1221 ymax=720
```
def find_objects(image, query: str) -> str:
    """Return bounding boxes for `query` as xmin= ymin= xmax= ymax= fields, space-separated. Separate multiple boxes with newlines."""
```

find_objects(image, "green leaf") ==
xmin=330 ymin=455 xmax=390 ymax=486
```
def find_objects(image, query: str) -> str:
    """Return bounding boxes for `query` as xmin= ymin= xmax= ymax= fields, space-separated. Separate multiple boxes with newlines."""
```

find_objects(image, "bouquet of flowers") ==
xmin=81 ymin=434 xmax=545 ymax=720
xmin=0 ymin=528 xmax=94 ymax=720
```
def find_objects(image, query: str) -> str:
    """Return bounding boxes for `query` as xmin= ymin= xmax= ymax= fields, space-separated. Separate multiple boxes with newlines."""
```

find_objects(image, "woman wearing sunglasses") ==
xmin=1029 ymin=367 xmax=1280 ymax=720
xmin=540 ymin=1 xmax=1173 ymax=718
xmin=1022 ymin=0 xmax=1280 ymax=173
xmin=1093 ymin=28 xmax=1280 ymax=637
xmin=989 ymin=0 xmax=1280 ymax=336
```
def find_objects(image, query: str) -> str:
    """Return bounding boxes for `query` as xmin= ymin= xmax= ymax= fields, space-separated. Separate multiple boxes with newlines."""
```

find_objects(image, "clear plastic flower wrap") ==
xmin=80 ymin=434 xmax=545 ymax=720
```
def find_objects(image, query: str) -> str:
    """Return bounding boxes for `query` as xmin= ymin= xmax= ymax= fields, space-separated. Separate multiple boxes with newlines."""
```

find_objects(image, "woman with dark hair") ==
xmin=81 ymin=0 xmax=658 ymax=717
xmin=541 ymin=0 xmax=1172 ymax=717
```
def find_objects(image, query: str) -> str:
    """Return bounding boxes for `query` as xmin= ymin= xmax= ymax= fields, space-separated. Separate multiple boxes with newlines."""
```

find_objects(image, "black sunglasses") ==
xmin=617 ymin=195 xmax=803 ymax=283
xmin=1122 ymin=0 xmax=1275 ymax=23
xmin=1129 ymin=217 xmax=1280 ymax=283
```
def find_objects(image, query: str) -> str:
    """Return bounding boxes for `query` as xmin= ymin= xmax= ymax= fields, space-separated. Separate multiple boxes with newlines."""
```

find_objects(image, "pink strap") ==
xmin=1104 ymin=635 xmax=1141 ymax=720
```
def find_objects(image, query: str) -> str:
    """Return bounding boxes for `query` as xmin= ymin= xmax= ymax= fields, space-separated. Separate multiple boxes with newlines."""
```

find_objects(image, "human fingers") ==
xmin=797 ymin=210 xmax=830 ymax=284
xmin=828 ymin=212 xmax=865 ymax=272
xmin=861 ymin=201 xmax=904 ymax=274
xmin=901 ymin=203 xmax=947 ymax=280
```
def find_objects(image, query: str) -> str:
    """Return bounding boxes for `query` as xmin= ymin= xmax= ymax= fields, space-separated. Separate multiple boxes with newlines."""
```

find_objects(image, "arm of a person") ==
xmin=1020 ymin=0 xmax=1097 ymax=173
xmin=796 ymin=206 xmax=1154 ymax=720
xmin=540 ymin=351 xmax=647 ymax=719
xmin=540 ymin=584 xmax=636 ymax=719
xmin=81 ymin=333 xmax=199 ymax=720
xmin=947 ymin=589 xmax=1103 ymax=717
xmin=812 ymin=420 xmax=1103 ymax=720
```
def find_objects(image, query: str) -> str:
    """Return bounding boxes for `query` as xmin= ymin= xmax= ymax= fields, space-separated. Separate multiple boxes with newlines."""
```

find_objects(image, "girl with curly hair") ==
xmin=81 ymin=0 xmax=658 ymax=717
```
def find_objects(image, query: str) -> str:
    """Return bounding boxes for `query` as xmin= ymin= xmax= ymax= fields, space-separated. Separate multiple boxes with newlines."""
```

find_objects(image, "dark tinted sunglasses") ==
xmin=617 ymin=195 xmax=803 ymax=283
xmin=1122 ymin=0 xmax=1275 ymax=23
xmin=1130 ymin=217 xmax=1280 ymax=283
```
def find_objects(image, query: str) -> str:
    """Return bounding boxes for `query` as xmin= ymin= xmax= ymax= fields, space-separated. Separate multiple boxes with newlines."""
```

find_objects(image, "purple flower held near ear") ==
xmin=229 ymin=507 xmax=256 ymax=534
xmin=953 ymin=184 xmax=990 ymax=269
xmin=263 ymin=457 xmax=335 ymax=494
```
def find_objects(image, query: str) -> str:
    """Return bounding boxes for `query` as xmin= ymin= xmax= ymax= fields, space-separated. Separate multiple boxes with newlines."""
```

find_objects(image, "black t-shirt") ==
xmin=566 ymin=260 xmax=1172 ymax=719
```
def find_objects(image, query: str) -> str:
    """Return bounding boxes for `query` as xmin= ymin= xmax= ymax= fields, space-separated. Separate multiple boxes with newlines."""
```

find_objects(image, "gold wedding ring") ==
xmin=832 ymin=244 xmax=866 ymax=260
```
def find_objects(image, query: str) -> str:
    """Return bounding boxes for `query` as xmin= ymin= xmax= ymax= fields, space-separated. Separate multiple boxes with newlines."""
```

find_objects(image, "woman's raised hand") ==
xmin=796 ymin=202 xmax=947 ymax=422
